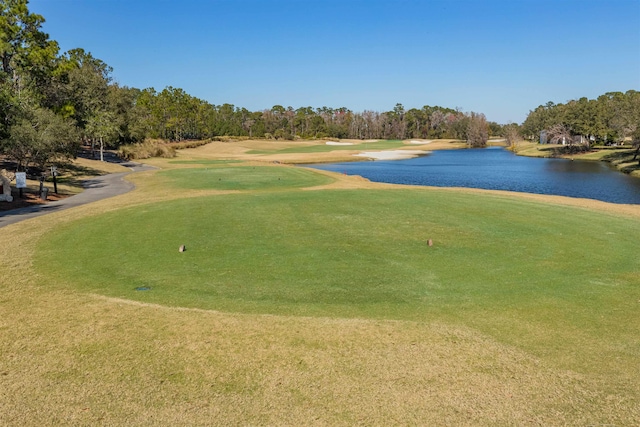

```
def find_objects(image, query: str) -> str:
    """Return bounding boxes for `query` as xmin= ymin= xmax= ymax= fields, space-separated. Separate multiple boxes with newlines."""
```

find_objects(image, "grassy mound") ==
xmin=36 ymin=188 xmax=640 ymax=375
xmin=247 ymin=139 xmax=406 ymax=154
xmin=167 ymin=159 xmax=241 ymax=165
xmin=156 ymin=165 xmax=334 ymax=190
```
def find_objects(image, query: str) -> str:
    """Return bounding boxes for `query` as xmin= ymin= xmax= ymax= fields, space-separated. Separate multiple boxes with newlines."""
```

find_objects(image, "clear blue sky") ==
xmin=29 ymin=0 xmax=640 ymax=124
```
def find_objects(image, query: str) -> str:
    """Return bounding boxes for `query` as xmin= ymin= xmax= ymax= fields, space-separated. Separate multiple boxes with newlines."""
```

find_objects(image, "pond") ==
xmin=308 ymin=147 xmax=640 ymax=204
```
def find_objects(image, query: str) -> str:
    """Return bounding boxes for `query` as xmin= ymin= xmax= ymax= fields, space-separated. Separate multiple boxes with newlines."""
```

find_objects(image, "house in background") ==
xmin=539 ymin=130 xmax=547 ymax=144
xmin=539 ymin=129 xmax=590 ymax=146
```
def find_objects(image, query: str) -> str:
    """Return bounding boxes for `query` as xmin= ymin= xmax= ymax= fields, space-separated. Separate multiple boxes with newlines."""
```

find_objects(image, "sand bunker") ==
xmin=326 ymin=141 xmax=354 ymax=146
xmin=409 ymin=140 xmax=433 ymax=145
xmin=354 ymin=150 xmax=427 ymax=160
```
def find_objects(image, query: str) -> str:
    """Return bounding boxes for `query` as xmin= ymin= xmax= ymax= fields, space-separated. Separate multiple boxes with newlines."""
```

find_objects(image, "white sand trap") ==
xmin=409 ymin=140 xmax=433 ymax=145
xmin=355 ymin=150 xmax=427 ymax=160
xmin=326 ymin=141 xmax=354 ymax=146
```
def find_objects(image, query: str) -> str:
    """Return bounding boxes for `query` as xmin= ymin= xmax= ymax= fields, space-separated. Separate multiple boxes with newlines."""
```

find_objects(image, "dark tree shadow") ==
xmin=600 ymin=149 xmax=640 ymax=175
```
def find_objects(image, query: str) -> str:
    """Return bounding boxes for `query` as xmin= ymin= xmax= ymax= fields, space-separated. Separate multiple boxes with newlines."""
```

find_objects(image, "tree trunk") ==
xmin=100 ymin=136 xmax=104 ymax=162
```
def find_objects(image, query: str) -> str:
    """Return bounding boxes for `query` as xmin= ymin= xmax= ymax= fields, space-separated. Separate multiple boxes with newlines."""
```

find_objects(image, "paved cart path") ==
xmin=0 ymin=162 xmax=156 ymax=229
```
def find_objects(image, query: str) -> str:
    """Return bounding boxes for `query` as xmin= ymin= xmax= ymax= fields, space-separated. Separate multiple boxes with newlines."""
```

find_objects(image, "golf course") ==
xmin=1 ymin=139 xmax=639 ymax=425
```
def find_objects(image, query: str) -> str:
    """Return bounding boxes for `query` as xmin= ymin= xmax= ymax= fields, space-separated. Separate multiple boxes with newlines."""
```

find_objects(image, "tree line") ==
xmin=521 ymin=90 xmax=640 ymax=145
xmin=4 ymin=0 xmax=639 ymax=174
xmin=0 ymin=0 xmax=495 ymax=171
xmin=127 ymin=92 xmax=490 ymax=144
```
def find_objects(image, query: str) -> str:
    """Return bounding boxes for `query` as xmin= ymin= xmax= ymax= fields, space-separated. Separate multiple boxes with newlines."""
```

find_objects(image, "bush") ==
xmin=552 ymin=145 xmax=591 ymax=156
xmin=167 ymin=139 xmax=212 ymax=149
xmin=210 ymin=136 xmax=250 ymax=142
xmin=119 ymin=139 xmax=176 ymax=160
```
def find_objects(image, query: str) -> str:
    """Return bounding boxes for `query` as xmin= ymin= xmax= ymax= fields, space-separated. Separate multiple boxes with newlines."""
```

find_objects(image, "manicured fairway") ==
xmin=168 ymin=159 xmax=241 ymax=165
xmin=36 ymin=186 xmax=640 ymax=375
xmin=156 ymin=165 xmax=334 ymax=190
xmin=247 ymin=139 xmax=406 ymax=154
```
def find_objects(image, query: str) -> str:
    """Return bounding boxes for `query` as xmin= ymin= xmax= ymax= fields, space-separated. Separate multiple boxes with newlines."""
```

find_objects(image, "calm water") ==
xmin=309 ymin=147 xmax=640 ymax=204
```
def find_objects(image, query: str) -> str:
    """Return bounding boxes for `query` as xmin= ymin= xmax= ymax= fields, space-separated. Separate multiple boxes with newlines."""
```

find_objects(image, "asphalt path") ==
xmin=0 ymin=161 xmax=156 ymax=229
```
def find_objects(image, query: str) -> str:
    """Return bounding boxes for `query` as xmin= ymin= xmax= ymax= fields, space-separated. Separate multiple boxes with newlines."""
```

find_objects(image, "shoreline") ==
xmin=513 ymin=142 xmax=640 ymax=179
xmin=354 ymin=149 xmax=429 ymax=161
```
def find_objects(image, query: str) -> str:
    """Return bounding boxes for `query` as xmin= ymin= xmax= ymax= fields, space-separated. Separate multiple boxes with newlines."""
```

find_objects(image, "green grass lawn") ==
xmin=36 ymin=181 xmax=640 ymax=376
xmin=156 ymin=165 xmax=335 ymax=190
xmin=167 ymin=159 xmax=242 ymax=165
xmin=247 ymin=139 xmax=406 ymax=154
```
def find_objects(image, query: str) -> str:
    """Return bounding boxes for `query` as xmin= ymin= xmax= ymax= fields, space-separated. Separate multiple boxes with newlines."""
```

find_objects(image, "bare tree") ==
xmin=348 ymin=113 xmax=366 ymax=139
xmin=362 ymin=110 xmax=383 ymax=139
xmin=504 ymin=124 xmax=522 ymax=152
xmin=429 ymin=110 xmax=446 ymax=137
xmin=466 ymin=112 xmax=488 ymax=147
xmin=546 ymin=124 xmax=573 ymax=145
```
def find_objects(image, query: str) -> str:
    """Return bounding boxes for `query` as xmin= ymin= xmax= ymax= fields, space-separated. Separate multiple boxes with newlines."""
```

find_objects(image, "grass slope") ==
xmin=2 ymin=156 xmax=640 ymax=425
xmin=156 ymin=165 xmax=334 ymax=190
xmin=37 ymin=186 xmax=640 ymax=377
xmin=247 ymin=140 xmax=406 ymax=154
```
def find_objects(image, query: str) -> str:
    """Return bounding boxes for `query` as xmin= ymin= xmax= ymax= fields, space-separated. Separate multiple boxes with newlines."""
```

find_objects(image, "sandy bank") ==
xmin=354 ymin=150 xmax=428 ymax=161
xmin=326 ymin=141 xmax=354 ymax=146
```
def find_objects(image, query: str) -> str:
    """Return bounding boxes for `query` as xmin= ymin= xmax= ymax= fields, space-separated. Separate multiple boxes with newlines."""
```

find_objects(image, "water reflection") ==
xmin=308 ymin=147 xmax=640 ymax=204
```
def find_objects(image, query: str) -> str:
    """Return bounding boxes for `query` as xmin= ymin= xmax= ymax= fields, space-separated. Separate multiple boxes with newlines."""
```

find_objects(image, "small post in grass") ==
xmin=15 ymin=171 xmax=26 ymax=198
xmin=51 ymin=166 xmax=58 ymax=194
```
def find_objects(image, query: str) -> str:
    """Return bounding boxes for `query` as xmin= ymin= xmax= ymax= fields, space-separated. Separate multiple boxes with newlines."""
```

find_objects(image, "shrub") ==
xmin=210 ymin=136 xmax=250 ymax=142
xmin=167 ymin=139 xmax=212 ymax=149
xmin=119 ymin=139 xmax=177 ymax=160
